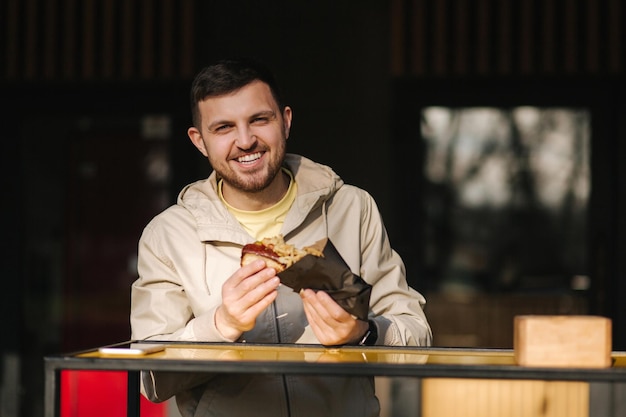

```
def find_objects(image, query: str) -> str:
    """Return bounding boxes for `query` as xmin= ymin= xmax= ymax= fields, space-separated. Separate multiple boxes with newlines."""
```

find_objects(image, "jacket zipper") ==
xmin=272 ymin=301 xmax=292 ymax=417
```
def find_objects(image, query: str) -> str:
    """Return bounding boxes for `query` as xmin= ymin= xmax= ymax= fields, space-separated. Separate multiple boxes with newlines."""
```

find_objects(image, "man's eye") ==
xmin=214 ymin=125 xmax=231 ymax=132
xmin=252 ymin=117 xmax=269 ymax=124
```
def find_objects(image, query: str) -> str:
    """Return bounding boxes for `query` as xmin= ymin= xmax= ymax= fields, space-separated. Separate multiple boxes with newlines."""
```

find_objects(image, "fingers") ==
xmin=300 ymin=289 xmax=362 ymax=346
xmin=224 ymin=260 xmax=279 ymax=300
xmin=216 ymin=261 xmax=281 ymax=340
xmin=238 ymin=274 xmax=280 ymax=313
xmin=228 ymin=259 xmax=271 ymax=286
xmin=221 ymin=283 xmax=278 ymax=334
xmin=300 ymin=289 xmax=347 ymax=322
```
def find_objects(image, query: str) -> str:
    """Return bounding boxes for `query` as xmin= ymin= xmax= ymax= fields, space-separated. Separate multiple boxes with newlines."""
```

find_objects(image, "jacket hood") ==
xmin=176 ymin=154 xmax=344 ymax=244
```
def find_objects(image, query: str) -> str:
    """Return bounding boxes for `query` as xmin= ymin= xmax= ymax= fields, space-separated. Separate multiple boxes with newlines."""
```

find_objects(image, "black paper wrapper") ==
xmin=277 ymin=239 xmax=372 ymax=321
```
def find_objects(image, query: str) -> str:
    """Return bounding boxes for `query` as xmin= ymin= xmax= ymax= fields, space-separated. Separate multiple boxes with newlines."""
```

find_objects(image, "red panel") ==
xmin=60 ymin=371 xmax=166 ymax=417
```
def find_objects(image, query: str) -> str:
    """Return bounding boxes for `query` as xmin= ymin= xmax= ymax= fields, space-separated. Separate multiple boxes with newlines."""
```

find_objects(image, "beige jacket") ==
xmin=131 ymin=154 xmax=432 ymax=417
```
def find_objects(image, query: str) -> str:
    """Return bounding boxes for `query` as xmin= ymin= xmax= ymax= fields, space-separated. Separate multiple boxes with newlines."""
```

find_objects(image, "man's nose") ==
xmin=236 ymin=125 xmax=257 ymax=149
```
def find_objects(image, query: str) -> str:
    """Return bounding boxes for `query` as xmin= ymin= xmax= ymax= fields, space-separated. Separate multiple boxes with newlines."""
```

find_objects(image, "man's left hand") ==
xmin=300 ymin=288 xmax=369 ymax=346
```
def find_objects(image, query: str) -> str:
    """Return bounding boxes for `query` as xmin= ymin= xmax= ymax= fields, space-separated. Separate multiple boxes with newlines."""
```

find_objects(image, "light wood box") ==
xmin=514 ymin=315 xmax=612 ymax=368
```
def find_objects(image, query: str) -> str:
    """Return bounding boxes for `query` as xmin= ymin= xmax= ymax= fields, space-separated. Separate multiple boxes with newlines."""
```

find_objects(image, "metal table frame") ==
xmin=44 ymin=341 xmax=626 ymax=417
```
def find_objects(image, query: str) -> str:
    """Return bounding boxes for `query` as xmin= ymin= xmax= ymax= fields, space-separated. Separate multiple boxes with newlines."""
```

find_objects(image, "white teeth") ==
xmin=237 ymin=152 xmax=262 ymax=163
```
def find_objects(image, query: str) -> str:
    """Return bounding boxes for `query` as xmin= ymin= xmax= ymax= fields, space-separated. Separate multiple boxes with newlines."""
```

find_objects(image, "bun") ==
xmin=240 ymin=252 xmax=286 ymax=272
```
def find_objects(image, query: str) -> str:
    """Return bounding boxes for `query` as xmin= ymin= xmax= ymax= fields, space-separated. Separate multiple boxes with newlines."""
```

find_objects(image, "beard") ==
xmin=211 ymin=139 xmax=286 ymax=194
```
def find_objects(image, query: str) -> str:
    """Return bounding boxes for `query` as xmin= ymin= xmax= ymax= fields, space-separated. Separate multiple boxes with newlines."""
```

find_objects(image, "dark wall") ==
xmin=2 ymin=1 xmax=626 ymax=415
xmin=189 ymin=0 xmax=394 ymax=211
xmin=0 ymin=2 xmax=394 ymax=416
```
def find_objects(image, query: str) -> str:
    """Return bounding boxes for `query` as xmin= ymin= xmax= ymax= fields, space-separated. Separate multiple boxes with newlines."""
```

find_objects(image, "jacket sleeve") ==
xmin=343 ymin=189 xmax=432 ymax=346
xmin=131 ymin=221 xmax=230 ymax=343
xmin=130 ymin=220 xmax=230 ymax=402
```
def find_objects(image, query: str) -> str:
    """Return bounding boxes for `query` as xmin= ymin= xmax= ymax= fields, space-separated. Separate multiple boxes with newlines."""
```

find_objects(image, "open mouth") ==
xmin=236 ymin=152 xmax=263 ymax=164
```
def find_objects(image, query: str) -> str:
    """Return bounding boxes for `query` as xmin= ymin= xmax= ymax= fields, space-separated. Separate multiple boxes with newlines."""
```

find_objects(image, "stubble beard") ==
xmin=213 ymin=141 xmax=286 ymax=194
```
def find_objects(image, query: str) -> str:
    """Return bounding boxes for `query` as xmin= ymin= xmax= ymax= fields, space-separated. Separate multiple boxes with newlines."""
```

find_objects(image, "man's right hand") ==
xmin=215 ymin=259 xmax=280 ymax=341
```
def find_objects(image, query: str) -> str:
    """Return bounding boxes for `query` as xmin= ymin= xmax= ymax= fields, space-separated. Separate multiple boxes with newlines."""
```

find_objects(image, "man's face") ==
xmin=188 ymin=81 xmax=292 ymax=194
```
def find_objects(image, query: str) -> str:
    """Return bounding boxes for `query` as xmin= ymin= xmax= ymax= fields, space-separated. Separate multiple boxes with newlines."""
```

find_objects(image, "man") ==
xmin=131 ymin=58 xmax=432 ymax=417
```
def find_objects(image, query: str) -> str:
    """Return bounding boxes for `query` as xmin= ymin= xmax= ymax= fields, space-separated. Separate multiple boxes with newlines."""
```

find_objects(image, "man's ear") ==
xmin=188 ymin=127 xmax=208 ymax=157
xmin=283 ymin=106 xmax=293 ymax=139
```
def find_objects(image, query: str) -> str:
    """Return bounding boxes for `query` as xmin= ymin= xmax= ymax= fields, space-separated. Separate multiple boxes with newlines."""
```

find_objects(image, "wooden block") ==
xmin=514 ymin=315 xmax=612 ymax=368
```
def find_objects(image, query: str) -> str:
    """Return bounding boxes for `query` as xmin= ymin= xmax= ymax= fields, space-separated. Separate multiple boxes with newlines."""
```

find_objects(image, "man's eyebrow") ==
xmin=250 ymin=110 xmax=276 ymax=119
xmin=207 ymin=111 xmax=277 ymax=131
xmin=207 ymin=119 xmax=232 ymax=131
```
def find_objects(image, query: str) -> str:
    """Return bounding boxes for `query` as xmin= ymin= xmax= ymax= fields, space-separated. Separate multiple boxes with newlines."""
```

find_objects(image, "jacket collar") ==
xmin=177 ymin=154 xmax=343 ymax=244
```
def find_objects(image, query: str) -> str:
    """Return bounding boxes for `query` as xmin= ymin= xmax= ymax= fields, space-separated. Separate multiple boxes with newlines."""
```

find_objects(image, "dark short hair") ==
xmin=190 ymin=58 xmax=285 ymax=128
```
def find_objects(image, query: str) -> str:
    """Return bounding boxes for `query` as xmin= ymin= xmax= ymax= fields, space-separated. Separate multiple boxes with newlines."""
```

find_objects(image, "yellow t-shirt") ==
xmin=219 ymin=168 xmax=297 ymax=241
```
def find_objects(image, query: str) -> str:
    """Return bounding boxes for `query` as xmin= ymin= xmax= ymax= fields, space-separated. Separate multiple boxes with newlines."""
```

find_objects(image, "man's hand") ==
xmin=300 ymin=288 xmax=369 ymax=346
xmin=215 ymin=259 xmax=280 ymax=341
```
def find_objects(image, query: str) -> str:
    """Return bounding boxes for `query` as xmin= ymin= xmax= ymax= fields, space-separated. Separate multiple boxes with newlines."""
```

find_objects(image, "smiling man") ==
xmin=131 ymin=58 xmax=432 ymax=417
xmin=188 ymin=78 xmax=291 ymax=206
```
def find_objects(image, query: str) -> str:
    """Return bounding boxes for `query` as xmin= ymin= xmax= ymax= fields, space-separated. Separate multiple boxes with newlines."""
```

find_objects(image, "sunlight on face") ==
xmin=194 ymin=81 xmax=292 ymax=194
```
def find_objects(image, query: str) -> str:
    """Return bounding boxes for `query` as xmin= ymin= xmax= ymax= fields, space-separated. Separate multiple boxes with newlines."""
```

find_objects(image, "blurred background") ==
xmin=1 ymin=0 xmax=625 ymax=416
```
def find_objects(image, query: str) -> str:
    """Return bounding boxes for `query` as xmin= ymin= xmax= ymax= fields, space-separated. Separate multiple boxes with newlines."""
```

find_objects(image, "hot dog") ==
xmin=240 ymin=235 xmax=323 ymax=272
